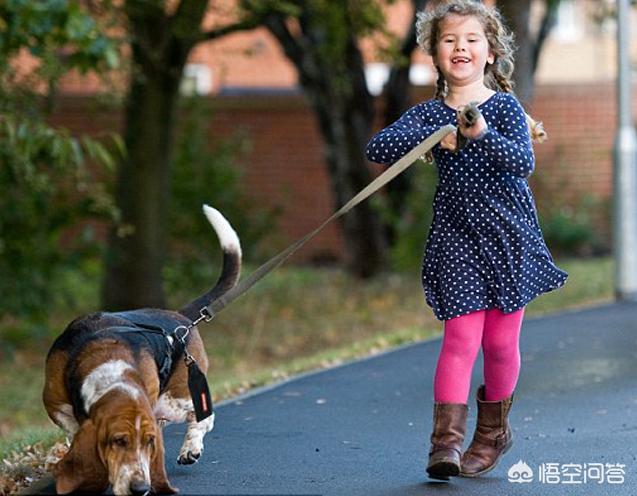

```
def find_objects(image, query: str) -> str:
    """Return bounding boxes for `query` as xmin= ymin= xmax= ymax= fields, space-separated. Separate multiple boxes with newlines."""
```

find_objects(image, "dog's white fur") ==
xmin=203 ymin=204 xmax=242 ymax=256
xmin=81 ymin=360 xmax=139 ymax=413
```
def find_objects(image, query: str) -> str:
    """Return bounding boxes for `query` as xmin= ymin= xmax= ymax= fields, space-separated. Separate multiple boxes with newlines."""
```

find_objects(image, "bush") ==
xmin=0 ymin=116 xmax=118 ymax=345
xmin=165 ymin=97 xmax=278 ymax=293
xmin=386 ymin=160 xmax=437 ymax=272
xmin=537 ymin=195 xmax=608 ymax=257
xmin=530 ymin=155 xmax=609 ymax=257
xmin=0 ymin=0 xmax=121 ymax=350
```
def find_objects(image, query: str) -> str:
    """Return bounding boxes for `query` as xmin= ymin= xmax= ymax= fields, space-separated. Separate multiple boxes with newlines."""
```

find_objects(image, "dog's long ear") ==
xmin=54 ymin=419 xmax=109 ymax=494
xmin=150 ymin=428 xmax=178 ymax=494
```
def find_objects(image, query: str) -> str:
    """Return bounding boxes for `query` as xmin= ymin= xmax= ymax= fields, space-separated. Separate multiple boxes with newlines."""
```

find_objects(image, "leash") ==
xmin=200 ymin=123 xmax=455 ymax=320
xmin=166 ymin=123 xmax=454 ymax=422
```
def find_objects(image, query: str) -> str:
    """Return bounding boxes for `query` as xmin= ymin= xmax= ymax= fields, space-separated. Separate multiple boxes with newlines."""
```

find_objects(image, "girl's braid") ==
xmin=434 ymin=71 xmax=448 ymax=99
xmin=492 ymin=70 xmax=514 ymax=94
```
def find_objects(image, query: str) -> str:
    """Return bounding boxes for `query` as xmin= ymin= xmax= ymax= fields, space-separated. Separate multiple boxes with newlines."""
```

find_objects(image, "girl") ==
xmin=365 ymin=0 xmax=567 ymax=481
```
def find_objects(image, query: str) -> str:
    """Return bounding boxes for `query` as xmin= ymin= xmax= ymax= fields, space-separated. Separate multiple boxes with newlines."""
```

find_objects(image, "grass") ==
xmin=0 ymin=256 xmax=613 ymax=489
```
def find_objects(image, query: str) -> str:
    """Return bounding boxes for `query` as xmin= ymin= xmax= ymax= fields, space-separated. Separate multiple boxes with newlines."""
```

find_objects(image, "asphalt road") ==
xmin=26 ymin=302 xmax=637 ymax=495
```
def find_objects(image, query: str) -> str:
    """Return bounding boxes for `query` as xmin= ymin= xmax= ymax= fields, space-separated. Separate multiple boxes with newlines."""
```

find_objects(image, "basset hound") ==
xmin=43 ymin=205 xmax=241 ymax=495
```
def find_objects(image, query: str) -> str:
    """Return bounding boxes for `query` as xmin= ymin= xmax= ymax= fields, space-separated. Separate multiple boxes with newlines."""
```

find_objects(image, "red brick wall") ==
xmin=206 ymin=96 xmax=343 ymax=262
xmin=51 ymin=82 xmax=622 ymax=261
xmin=529 ymin=84 xmax=615 ymax=199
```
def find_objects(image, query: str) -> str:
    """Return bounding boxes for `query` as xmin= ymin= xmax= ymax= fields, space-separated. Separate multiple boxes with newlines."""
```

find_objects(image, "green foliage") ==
xmin=244 ymin=0 xmax=396 ymax=95
xmin=310 ymin=0 xmax=392 ymax=85
xmin=537 ymin=195 xmax=607 ymax=257
xmin=0 ymin=0 xmax=119 ymax=73
xmin=531 ymin=155 xmax=608 ymax=257
xmin=0 ymin=0 xmax=121 ymax=340
xmin=165 ymin=96 xmax=278 ymax=293
xmin=386 ymin=160 xmax=438 ymax=272
xmin=0 ymin=116 xmax=119 ymax=328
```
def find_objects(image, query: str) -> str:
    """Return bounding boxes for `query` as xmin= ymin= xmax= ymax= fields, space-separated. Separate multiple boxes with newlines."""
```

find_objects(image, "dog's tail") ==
xmin=179 ymin=205 xmax=242 ymax=321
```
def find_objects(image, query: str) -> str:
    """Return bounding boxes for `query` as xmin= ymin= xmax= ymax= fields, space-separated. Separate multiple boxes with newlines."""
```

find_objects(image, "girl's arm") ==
xmin=474 ymin=94 xmax=535 ymax=178
xmin=366 ymin=103 xmax=443 ymax=165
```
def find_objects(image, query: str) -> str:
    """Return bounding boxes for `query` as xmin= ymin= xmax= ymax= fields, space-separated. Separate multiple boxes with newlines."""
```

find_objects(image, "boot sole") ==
xmin=459 ymin=442 xmax=511 ymax=478
xmin=427 ymin=460 xmax=460 ymax=480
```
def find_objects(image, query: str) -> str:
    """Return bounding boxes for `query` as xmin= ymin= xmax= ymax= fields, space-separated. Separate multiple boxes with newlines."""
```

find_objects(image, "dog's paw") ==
xmin=177 ymin=450 xmax=201 ymax=465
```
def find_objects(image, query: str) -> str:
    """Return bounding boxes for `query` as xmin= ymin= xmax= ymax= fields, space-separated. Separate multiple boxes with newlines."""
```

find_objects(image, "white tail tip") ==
xmin=202 ymin=204 xmax=242 ymax=257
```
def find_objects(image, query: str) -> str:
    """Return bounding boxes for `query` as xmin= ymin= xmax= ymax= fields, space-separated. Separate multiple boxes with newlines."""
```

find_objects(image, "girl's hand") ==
xmin=440 ymin=127 xmax=458 ymax=151
xmin=458 ymin=114 xmax=488 ymax=140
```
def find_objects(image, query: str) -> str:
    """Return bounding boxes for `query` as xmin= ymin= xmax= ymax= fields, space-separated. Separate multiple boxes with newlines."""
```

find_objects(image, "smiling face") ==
xmin=434 ymin=14 xmax=494 ymax=88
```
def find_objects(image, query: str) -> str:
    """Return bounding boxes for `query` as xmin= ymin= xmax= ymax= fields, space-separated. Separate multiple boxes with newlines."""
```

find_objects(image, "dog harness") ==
xmin=66 ymin=312 xmax=188 ymax=422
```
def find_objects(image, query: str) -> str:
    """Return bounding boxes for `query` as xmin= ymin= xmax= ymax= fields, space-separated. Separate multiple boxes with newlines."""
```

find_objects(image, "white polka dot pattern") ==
xmin=366 ymin=92 xmax=568 ymax=321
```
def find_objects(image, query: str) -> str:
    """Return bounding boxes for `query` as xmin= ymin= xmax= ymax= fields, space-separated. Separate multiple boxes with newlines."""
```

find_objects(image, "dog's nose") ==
xmin=129 ymin=480 xmax=150 ymax=496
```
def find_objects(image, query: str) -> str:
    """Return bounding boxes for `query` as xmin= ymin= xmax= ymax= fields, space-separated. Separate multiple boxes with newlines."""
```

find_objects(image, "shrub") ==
xmin=537 ymin=195 xmax=608 ymax=257
xmin=0 ymin=116 xmax=118 ymax=346
xmin=165 ymin=96 xmax=278 ymax=293
xmin=386 ymin=160 xmax=437 ymax=272
xmin=531 ymin=154 xmax=609 ymax=257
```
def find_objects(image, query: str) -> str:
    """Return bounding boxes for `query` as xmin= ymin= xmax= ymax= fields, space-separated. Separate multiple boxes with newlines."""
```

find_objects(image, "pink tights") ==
xmin=433 ymin=307 xmax=525 ymax=403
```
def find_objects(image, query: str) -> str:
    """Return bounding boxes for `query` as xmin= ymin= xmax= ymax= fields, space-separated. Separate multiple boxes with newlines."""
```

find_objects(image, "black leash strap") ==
xmin=170 ymin=318 xmax=215 ymax=422
xmin=201 ymin=124 xmax=455 ymax=319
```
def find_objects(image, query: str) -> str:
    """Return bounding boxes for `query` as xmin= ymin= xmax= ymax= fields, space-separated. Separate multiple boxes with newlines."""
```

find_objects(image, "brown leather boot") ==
xmin=426 ymin=402 xmax=468 ymax=480
xmin=460 ymin=385 xmax=514 ymax=477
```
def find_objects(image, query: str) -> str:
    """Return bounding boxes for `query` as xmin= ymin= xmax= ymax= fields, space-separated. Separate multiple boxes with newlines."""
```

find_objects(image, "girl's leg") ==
xmin=428 ymin=310 xmax=485 ymax=479
xmin=460 ymin=307 xmax=524 ymax=477
xmin=434 ymin=310 xmax=486 ymax=403
xmin=481 ymin=307 xmax=525 ymax=401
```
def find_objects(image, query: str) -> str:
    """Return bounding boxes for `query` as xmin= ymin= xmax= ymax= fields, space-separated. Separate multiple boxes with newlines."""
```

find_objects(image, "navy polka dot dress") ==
xmin=366 ymin=92 xmax=568 ymax=321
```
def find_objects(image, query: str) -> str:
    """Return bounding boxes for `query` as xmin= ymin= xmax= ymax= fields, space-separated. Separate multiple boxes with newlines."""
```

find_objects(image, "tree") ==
xmin=250 ymin=1 xmax=385 ymax=277
xmin=243 ymin=0 xmax=432 ymax=277
xmin=382 ymin=0 xmax=429 ymax=245
xmin=0 ymin=1 xmax=119 ymax=330
xmin=498 ymin=0 xmax=561 ymax=103
xmin=102 ymin=1 xmax=261 ymax=310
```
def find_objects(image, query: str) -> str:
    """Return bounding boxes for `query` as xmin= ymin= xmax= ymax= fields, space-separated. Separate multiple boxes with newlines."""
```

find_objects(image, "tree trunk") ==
xmin=383 ymin=0 xmax=429 ymax=245
xmin=101 ymin=0 xmax=190 ymax=310
xmin=532 ymin=0 xmax=559 ymax=74
xmin=312 ymin=42 xmax=385 ymax=277
xmin=102 ymin=66 xmax=183 ymax=309
xmin=383 ymin=0 xmax=428 ymax=125
xmin=265 ymin=12 xmax=386 ymax=277
xmin=498 ymin=0 xmax=534 ymax=104
xmin=101 ymin=0 xmax=255 ymax=309
xmin=312 ymin=95 xmax=385 ymax=277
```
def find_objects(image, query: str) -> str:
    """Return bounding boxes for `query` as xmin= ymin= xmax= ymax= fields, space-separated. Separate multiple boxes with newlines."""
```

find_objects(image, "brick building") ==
xmin=50 ymin=0 xmax=636 ymax=261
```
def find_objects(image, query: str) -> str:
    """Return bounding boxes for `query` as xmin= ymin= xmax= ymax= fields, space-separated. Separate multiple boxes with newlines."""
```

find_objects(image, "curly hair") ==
xmin=415 ymin=0 xmax=547 ymax=142
xmin=416 ymin=0 xmax=516 ymax=96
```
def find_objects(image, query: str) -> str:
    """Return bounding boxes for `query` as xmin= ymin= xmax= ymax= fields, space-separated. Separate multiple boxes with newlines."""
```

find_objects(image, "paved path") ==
xmin=26 ymin=302 xmax=637 ymax=495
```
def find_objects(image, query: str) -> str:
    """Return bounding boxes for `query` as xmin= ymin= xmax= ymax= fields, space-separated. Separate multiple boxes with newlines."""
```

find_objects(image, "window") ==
xmin=180 ymin=64 xmax=213 ymax=96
